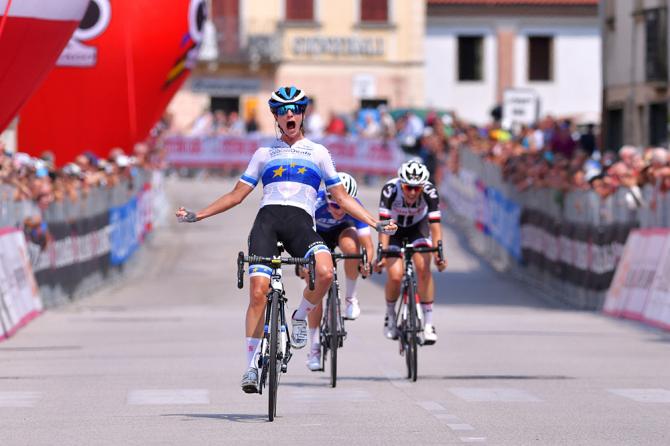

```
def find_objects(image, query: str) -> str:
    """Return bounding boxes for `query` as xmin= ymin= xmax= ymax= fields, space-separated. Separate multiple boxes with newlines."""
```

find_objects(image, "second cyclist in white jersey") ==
xmin=305 ymin=172 xmax=374 ymax=371
xmin=176 ymin=86 xmax=396 ymax=393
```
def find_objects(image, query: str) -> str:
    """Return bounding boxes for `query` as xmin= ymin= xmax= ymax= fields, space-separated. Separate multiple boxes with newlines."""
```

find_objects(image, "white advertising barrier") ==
xmin=604 ymin=229 xmax=670 ymax=330
xmin=164 ymin=134 xmax=405 ymax=175
xmin=0 ymin=228 xmax=42 ymax=340
xmin=441 ymin=169 xmax=479 ymax=222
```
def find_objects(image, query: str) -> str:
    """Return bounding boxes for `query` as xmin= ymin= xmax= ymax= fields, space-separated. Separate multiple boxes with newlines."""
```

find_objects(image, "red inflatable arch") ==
xmin=18 ymin=0 xmax=206 ymax=164
xmin=0 ymin=0 xmax=89 ymax=133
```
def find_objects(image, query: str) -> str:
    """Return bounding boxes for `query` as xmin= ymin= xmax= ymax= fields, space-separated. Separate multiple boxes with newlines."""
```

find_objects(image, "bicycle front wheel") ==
xmin=328 ymin=285 xmax=338 ymax=388
xmin=406 ymin=283 xmax=418 ymax=382
xmin=268 ymin=292 xmax=280 ymax=421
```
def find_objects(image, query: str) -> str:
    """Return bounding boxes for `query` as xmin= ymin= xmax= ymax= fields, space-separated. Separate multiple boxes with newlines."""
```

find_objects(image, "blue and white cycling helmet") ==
xmin=268 ymin=86 xmax=310 ymax=114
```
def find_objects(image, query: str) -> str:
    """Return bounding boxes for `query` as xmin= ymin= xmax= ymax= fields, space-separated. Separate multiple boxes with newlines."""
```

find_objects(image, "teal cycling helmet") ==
xmin=268 ymin=86 xmax=310 ymax=112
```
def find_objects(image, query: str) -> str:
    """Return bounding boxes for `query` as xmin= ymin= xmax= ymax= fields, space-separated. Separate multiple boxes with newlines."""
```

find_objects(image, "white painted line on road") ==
xmin=449 ymin=387 xmax=542 ymax=402
xmin=417 ymin=401 xmax=446 ymax=412
xmin=460 ymin=437 xmax=487 ymax=443
xmin=0 ymin=391 xmax=42 ymax=407
xmin=289 ymin=388 xmax=374 ymax=402
xmin=435 ymin=413 xmax=463 ymax=422
xmin=447 ymin=423 xmax=475 ymax=431
xmin=127 ymin=389 xmax=210 ymax=405
xmin=608 ymin=388 xmax=670 ymax=403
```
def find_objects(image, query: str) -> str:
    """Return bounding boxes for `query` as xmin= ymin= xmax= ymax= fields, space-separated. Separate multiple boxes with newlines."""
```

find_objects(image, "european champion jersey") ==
xmin=239 ymin=138 xmax=341 ymax=217
xmin=314 ymin=190 xmax=370 ymax=235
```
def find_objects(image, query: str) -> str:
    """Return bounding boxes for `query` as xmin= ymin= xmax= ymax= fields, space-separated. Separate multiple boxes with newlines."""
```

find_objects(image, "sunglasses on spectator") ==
xmin=401 ymin=184 xmax=422 ymax=192
xmin=275 ymin=104 xmax=305 ymax=116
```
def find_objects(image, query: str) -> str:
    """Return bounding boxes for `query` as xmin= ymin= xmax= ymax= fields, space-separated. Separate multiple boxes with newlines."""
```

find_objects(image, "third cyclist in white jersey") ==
xmin=375 ymin=160 xmax=447 ymax=345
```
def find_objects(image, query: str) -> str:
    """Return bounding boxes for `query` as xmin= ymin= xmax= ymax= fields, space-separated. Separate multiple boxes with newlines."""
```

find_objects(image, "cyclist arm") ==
xmin=329 ymin=184 xmax=392 ymax=230
xmin=425 ymin=182 xmax=447 ymax=270
xmin=177 ymin=181 xmax=254 ymax=221
xmin=194 ymin=181 xmax=254 ymax=221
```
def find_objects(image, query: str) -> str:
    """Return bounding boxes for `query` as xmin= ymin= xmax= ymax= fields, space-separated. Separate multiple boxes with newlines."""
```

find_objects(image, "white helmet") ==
xmin=398 ymin=160 xmax=429 ymax=186
xmin=338 ymin=172 xmax=358 ymax=197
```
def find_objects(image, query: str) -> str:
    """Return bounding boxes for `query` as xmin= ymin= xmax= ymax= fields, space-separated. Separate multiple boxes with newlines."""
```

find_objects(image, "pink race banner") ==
xmin=0 ymin=227 xmax=42 ymax=341
xmin=164 ymin=134 xmax=405 ymax=176
xmin=604 ymin=228 xmax=670 ymax=331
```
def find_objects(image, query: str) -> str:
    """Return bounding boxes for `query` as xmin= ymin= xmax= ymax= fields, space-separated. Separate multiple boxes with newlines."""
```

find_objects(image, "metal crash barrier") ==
xmin=442 ymin=147 xmax=669 ymax=310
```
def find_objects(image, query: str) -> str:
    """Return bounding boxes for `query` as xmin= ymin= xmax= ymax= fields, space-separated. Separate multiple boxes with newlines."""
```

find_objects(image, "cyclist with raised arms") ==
xmin=176 ymin=86 xmax=396 ymax=393
xmin=375 ymin=160 xmax=447 ymax=345
xmin=305 ymin=171 xmax=374 ymax=371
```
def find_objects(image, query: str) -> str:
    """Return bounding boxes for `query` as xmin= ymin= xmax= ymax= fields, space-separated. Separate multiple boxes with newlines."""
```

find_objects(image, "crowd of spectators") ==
xmin=0 ymin=139 xmax=167 ymax=246
xmin=183 ymin=102 xmax=670 ymax=211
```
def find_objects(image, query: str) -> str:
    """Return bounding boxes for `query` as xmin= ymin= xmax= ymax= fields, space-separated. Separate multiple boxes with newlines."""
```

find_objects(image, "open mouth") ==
xmin=286 ymin=121 xmax=296 ymax=130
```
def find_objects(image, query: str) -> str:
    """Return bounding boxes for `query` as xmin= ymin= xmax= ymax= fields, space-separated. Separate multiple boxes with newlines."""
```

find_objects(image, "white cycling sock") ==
xmin=345 ymin=277 xmax=358 ymax=301
xmin=294 ymin=297 xmax=316 ymax=320
xmin=386 ymin=301 xmax=396 ymax=318
xmin=421 ymin=303 xmax=434 ymax=325
xmin=309 ymin=327 xmax=320 ymax=350
xmin=246 ymin=337 xmax=261 ymax=368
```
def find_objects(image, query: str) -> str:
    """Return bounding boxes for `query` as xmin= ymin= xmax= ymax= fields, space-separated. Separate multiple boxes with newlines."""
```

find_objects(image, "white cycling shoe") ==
xmin=290 ymin=311 xmax=308 ymax=349
xmin=344 ymin=298 xmax=361 ymax=320
xmin=422 ymin=324 xmax=438 ymax=345
xmin=240 ymin=367 xmax=259 ymax=394
xmin=383 ymin=315 xmax=398 ymax=340
xmin=306 ymin=348 xmax=322 ymax=371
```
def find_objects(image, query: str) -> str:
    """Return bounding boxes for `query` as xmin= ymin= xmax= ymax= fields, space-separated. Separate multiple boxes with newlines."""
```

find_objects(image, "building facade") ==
xmin=425 ymin=0 xmax=600 ymax=126
xmin=170 ymin=0 xmax=425 ymax=133
xmin=603 ymin=0 xmax=669 ymax=150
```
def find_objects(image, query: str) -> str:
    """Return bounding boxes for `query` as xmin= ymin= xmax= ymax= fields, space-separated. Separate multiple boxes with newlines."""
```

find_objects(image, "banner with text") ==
xmin=0 ymin=228 xmax=42 ymax=340
xmin=164 ymin=134 xmax=405 ymax=175
xmin=604 ymin=229 xmax=670 ymax=330
xmin=442 ymin=171 xmax=521 ymax=261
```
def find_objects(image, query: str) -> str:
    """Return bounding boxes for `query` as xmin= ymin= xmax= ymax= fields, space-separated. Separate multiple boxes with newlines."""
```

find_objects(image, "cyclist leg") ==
xmin=338 ymin=226 xmax=362 ymax=319
xmin=384 ymin=256 xmax=403 ymax=339
xmin=280 ymin=208 xmax=333 ymax=349
xmin=409 ymin=220 xmax=438 ymax=344
xmin=242 ymin=209 xmax=279 ymax=392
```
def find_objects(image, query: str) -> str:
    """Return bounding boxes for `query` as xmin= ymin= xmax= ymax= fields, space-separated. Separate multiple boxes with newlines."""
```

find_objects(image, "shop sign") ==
xmin=292 ymin=36 xmax=384 ymax=57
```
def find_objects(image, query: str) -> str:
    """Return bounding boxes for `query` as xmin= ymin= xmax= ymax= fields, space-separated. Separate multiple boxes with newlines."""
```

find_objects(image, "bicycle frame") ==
xmin=237 ymin=248 xmax=316 ymax=421
xmin=377 ymin=240 xmax=443 ymax=381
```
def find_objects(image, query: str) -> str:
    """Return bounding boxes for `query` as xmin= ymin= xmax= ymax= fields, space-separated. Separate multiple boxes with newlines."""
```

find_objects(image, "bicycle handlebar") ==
xmin=237 ymin=252 xmax=316 ymax=290
xmin=331 ymin=247 xmax=369 ymax=279
xmin=376 ymin=240 xmax=444 ymax=264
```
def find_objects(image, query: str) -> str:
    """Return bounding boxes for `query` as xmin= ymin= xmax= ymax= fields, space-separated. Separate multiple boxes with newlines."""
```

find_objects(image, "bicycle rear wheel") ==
xmin=328 ymin=285 xmax=338 ymax=388
xmin=268 ymin=292 xmax=280 ymax=421
xmin=406 ymin=283 xmax=418 ymax=382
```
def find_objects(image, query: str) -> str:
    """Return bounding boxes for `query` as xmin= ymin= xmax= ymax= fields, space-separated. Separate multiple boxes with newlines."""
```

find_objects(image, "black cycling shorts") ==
xmin=389 ymin=217 xmax=431 ymax=249
xmin=318 ymin=222 xmax=356 ymax=251
xmin=248 ymin=205 xmax=329 ymax=278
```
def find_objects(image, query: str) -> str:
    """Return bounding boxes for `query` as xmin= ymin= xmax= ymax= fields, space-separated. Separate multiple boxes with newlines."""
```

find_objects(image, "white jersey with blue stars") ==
xmin=239 ymin=138 xmax=341 ymax=217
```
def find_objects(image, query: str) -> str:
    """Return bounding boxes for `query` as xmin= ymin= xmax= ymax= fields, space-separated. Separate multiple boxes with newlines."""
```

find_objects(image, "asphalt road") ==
xmin=1 ymin=177 xmax=669 ymax=446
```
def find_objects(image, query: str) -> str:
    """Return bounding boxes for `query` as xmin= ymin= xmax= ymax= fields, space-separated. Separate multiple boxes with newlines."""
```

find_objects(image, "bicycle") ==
xmin=236 ymin=243 xmax=316 ymax=422
xmin=318 ymin=248 xmax=368 ymax=388
xmin=376 ymin=240 xmax=443 ymax=382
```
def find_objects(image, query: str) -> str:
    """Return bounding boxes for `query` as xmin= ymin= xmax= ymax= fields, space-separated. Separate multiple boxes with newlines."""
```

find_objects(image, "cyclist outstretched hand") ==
xmin=176 ymin=206 xmax=199 ymax=223
xmin=375 ymin=220 xmax=397 ymax=235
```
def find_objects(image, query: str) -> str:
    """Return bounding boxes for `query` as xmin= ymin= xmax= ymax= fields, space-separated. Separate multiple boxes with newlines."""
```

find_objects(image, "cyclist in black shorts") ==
xmin=176 ymin=86 xmax=397 ymax=393
xmin=375 ymin=160 xmax=447 ymax=345
xmin=304 ymin=172 xmax=374 ymax=370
